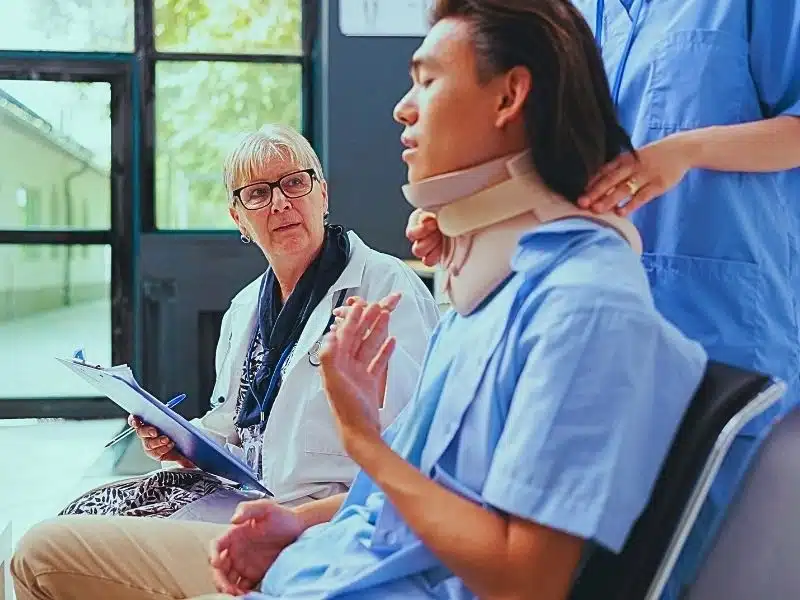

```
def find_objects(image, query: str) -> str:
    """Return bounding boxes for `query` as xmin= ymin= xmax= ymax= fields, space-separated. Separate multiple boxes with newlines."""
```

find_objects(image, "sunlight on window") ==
xmin=154 ymin=0 xmax=303 ymax=55
xmin=0 ymin=245 xmax=112 ymax=399
xmin=0 ymin=80 xmax=111 ymax=231
xmin=155 ymin=61 xmax=303 ymax=229
xmin=0 ymin=0 xmax=134 ymax=52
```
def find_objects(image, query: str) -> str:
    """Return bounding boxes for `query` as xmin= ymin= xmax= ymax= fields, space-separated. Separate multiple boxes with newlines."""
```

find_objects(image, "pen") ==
xmin=104 ymin=393 xmax=188 ymax=448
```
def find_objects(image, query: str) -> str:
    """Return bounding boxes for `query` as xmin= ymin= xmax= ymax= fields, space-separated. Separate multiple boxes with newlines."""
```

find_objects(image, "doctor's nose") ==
xmin=270 ymin=190 xmax=293 ymax=213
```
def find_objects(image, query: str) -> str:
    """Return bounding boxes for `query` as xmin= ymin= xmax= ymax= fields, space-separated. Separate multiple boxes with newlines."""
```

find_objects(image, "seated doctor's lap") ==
xmin=60 ymin=123 xmax=440 ymax=518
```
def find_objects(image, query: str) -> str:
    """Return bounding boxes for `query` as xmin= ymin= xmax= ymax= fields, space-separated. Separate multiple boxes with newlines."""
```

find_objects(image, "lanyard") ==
xmin=256 ymin=343 xmax=294 ymax=425
xmin=595 ymin=0 xmax=646 ymax=107
xmin=308 ymin=288 xmax=348 ymax=367
xmin=248 ymin=287 xmax=349 ymax=426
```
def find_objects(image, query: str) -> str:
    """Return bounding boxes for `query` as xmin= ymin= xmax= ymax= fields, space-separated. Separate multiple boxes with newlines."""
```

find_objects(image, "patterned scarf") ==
xmin=236 ymin=224 xmax=351 ymax=429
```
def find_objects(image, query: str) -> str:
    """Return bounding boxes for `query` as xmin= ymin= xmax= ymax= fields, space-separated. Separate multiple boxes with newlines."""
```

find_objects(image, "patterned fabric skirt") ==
xmin=59 ymin=469 xmax=229 ymax=518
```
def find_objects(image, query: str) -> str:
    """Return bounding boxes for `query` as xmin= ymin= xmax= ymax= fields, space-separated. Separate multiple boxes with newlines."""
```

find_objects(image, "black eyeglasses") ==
xmin=232 ymin=168 xmax=317 ymax=210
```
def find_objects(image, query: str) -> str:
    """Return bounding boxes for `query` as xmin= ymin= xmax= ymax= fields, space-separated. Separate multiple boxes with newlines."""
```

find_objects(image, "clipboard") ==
xmin=57 ymin=358 xmax=271 ymax=496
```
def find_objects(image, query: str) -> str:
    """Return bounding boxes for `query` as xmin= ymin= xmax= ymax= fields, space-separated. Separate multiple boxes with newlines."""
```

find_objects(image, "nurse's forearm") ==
xmin=682 ymin=115 xmax=800 ymax=173
xmin=349 ymin=436 xmax=581 ymax=600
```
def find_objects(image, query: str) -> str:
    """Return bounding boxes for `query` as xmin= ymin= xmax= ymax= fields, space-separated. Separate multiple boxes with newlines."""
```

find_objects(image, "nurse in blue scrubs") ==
xmin=570 ymin=0 xmax=800 ymax=596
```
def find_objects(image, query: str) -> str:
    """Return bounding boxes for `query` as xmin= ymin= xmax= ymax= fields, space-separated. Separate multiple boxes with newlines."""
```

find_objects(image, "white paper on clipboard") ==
xmin=339 ymin=0 xmax=432 ymax=37
xmin=56 ymin=358 xmax=271 ymax=495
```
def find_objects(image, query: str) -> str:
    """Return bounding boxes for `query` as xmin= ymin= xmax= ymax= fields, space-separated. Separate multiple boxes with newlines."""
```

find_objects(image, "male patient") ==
xmin=11 ymin=1 xmax=707 ymax=599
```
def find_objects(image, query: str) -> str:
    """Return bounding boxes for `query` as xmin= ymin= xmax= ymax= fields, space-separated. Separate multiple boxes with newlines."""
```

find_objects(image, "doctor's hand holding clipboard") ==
xmin=128 ymin=412 xmax=196 ymax=468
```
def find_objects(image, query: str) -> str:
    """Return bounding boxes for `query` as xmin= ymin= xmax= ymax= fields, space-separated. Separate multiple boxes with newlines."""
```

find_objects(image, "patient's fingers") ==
xmin=379 ymin=292 xmax=402 ymax=312
xmin=368 ymin=337 xmax=396 ymax=376
xmin=332 ymin=295 xmax=363 ymax=318
xmin=210 ymin=533 xmax=258 ymax=595
xmin=237 ymin=575 xmax=257 ymax=591
xmin=333 ymin=293 xmax=401 ymax=319
xmin=355 ymin=310 xmax=391 ymax=365
xmin=230 ymin=499 xmax=275 ymax=525
xmin=412 ymin=235 xmax=442 ymax=261
xmin=405 ymin=210 xmax=438 ymax=241
xmin=208 ymin=538 xmax=230 ymax=569
xmin=209 ymin=540 xmax=242 ymax=594
xmin=211 ymin=563 xmax=246 ymax=596
xmin=336 ymin=300 xmax=365 ymax=356
xmin=348 ymin=302 xmax=384 ymax=358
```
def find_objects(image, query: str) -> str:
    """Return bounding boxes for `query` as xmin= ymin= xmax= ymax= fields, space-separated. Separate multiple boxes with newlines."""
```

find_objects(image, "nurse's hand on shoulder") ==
xmin=209 ymin=499 xmax=305 ymax=595
xmin=128 ymin=415 xmax=195 ymax=468
xmin=319 ymin=297 xmax=397 ymax=452
xmin=578 ymin=134 xmax=694 ymax=216
xmin=407 ymin=208 xmax=444 ymax=266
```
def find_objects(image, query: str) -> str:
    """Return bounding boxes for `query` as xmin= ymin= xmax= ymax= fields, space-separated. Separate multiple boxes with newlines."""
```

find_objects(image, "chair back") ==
xmin=569 ymin=361 xmax=782 ymax=600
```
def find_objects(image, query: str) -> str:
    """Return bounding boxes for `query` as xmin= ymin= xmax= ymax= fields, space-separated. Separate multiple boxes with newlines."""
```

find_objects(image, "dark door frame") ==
xmin=0 ymin=0 xmax=317 ymax=418
xmin=0 ymin=55 xmax=135 ymax=418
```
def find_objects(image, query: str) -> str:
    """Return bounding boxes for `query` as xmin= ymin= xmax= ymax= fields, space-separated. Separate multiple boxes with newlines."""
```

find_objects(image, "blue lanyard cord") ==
xmin=258 ymin=343 xmax=295 ymax=423
xmin=595 ymin=0 xmax=646 ymax=107
xmin=250 ymin=288 xmax=349 ymax=425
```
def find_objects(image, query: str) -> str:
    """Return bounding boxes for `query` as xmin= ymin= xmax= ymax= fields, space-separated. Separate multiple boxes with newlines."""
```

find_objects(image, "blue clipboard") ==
xmin=57 ymin=357 xmax=271 ymax=496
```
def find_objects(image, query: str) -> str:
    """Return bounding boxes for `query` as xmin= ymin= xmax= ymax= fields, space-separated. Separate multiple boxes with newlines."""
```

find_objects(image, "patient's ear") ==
xmin=495 ymin=66 xmax=531 ymax=129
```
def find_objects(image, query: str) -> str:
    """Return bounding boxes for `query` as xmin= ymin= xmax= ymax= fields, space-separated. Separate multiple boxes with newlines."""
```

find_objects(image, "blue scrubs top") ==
xmin=571 ymin=0 xmax=800 ymax=596
xmin=244 ymin=220 xmax=706 ymax=599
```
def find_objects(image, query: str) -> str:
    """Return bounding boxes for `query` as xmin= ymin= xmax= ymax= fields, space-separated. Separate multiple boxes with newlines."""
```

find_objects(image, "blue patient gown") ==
xmin=570 ymin=1 xmax=800 ymax=596
xmin=243 ymin=219 xmax=707 ymax=599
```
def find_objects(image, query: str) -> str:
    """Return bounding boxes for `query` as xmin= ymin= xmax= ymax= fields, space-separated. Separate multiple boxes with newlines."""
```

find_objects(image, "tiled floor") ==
xmin=0 ymin=418 xmax=127 ymax=546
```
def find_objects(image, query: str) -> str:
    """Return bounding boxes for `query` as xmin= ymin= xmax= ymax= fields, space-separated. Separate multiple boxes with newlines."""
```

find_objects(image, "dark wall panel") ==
xmin=137 ymin=2 xmax=427 ymax=419
xmin=316 ymin=1 xmax=423 ymax=259
xmin=138 ymin=234 xmax=266 ymax=418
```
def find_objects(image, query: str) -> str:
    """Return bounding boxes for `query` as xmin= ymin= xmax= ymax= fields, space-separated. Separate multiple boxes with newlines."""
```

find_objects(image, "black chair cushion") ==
xmin=568 ymin=361 xmax=770 ymax=600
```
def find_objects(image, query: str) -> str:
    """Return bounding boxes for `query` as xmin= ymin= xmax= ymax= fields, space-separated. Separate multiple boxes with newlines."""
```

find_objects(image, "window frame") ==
xmin=0 ymin=56 xmax=134 ymax=415
xmin=136 ymin=0 xmax=314 ymax=231
xmin=0 ymin=0 xmax=313 ymax=416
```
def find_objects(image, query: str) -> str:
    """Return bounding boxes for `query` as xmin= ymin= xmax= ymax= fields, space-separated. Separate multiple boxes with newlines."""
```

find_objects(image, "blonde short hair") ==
xmin=223 ymin=124 xmax=324 ymax=203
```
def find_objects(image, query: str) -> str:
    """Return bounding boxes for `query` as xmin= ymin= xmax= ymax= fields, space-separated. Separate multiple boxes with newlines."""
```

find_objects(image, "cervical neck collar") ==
xmin=402 ymin=151 xmax=643 ymax=315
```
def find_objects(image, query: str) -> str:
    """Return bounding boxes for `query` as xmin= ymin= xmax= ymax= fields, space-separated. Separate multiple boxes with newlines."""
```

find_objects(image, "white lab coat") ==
xmin=194 ymin=231 xmax=440 ymax=505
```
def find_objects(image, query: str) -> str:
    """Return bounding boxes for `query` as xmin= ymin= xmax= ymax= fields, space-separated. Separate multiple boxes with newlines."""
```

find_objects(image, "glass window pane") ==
xmin=155 ymin=0 xmax=302 ymax=55
xmin=0 ymin=0 xmax=133 ymax=52
xmin=0 ymin=80 xmax=112 ymax=231
xmin=155 ymin=61 xmax=303 ymax=229
xmin=0 ymin=244 xmax=112 ymax=399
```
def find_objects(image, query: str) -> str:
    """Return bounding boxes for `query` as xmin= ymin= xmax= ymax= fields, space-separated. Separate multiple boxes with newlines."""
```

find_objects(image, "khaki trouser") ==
xmin=11 ymin=516 xmax=239 ymax=600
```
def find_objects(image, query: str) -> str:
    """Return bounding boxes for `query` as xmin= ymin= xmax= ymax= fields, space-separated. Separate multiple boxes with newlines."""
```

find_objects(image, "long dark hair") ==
xmin=431 ymin=0 xmax=633 ymax=204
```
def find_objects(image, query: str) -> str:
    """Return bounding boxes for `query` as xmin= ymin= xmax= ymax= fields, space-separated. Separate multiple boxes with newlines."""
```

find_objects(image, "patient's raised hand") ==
xmin=331 ymin=292 xmax=401 ymax=329
xmin=209 ymin=499 xmax=305 ymax=595
xmin=319 ymin=298 xmax=396 ymax=452
xmin=406 ymin=208 xmax=444 ymax=266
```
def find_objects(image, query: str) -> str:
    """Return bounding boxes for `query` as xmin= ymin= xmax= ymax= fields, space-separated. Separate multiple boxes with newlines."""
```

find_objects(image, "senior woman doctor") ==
xmin=62 ymin=124 xmax=440 ymax=518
